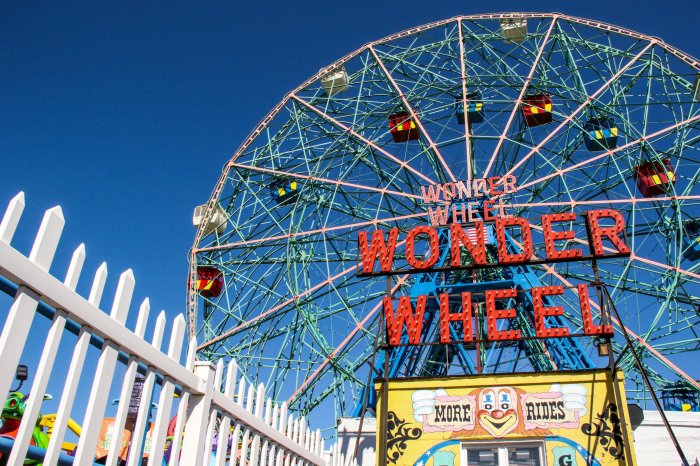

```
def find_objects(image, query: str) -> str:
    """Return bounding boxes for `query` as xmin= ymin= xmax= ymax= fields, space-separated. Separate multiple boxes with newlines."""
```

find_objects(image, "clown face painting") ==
xmin=477 ymin=387 xmax=518 ymax=437
xmin=412 ymin=383 xmax=588 ymax=437
xmin=395 ymin=371 xmax=635 ymax=466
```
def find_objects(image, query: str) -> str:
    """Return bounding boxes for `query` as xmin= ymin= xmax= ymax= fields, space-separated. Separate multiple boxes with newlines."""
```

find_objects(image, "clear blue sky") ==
xmin=1 ymin=0 xmax=698 ymax=424
xmin=2 ymin=0 xmax=698 ymax=323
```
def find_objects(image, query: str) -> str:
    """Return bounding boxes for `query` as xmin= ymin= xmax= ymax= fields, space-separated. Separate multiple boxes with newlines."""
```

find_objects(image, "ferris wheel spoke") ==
xmin=503 ymin=40 xmax=656 ymax=179
xmin=195 ymin=211 xmax=424 ymax=253
xmin=228 ymin=162 xmax=420 ymax=201
xmin=286 ymin=275 xmax=409 ymax=405
xmin=540 ymin=262 xmax=700 ymax=391
xmin=456 ymin=20 xmax=474 ymax=177
xmin=290 ymin=94 xmax=437 ymax=185
xmin=368 ymin=44 xmax=457 ymax=182
xmin=551 ymin=25 xmax=592 ymax=98
xmin=199 ymin=234 xmax=407 ymax=353
xmin=629 ymin=253 xmax=700 ymax=281
xmin=287 ymin=275 xmax=409 ymax=410
xmin=483 ymin=16 xmax=558 ymax=178
xmin=509 ymin=194 xmax=700 ymax=209
xmin=510 ymin=114 xmax=700 ymax=195
xmin=198 ymin=264 xmax=359 ymax=351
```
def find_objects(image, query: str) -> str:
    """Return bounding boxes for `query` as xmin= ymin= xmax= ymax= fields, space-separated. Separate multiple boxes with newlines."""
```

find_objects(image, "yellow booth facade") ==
xmin=376 ymin=369 xmax=637 ymax=466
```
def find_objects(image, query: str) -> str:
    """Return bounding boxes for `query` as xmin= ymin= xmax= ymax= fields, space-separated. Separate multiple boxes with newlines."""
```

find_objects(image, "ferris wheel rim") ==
xmin=190 ymin=12 xmax=700 ymax=266
xmin=189 ymin=13 xmax=700 ymax=418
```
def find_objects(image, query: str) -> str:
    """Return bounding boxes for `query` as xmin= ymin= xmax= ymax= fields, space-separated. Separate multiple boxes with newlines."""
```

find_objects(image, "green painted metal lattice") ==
xmin=189 ymin=13 xmax=700 ymax=430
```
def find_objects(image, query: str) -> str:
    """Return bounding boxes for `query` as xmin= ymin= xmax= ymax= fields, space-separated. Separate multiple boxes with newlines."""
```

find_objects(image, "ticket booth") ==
xmin=376 ymin=370 xmax=637 ymax=466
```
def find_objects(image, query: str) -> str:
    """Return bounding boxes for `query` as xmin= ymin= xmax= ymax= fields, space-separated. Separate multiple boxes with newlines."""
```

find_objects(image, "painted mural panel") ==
xmin=376 ymin=369 xmax=636 ymax=466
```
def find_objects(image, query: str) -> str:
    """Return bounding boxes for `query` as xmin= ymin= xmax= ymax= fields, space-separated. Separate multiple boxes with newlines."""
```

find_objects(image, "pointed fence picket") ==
xmin=0 ymin=193 xmax=328 ymax=466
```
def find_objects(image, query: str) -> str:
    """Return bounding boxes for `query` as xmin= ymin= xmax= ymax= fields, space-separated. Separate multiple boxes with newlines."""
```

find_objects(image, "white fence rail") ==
xmin=0 ymin=192 xmax=347 ymax=466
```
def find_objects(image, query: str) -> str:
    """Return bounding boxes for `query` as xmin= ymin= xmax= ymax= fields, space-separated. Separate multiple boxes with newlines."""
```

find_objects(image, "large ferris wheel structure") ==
xmin=188 ymin=13 xmax=700 ymax=429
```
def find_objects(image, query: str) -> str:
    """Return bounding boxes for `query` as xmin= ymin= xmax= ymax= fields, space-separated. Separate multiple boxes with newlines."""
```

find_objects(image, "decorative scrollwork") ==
xmin=581 ymin=402 xmax=625 ymax=460
xmin=386 ymin=411 xmax=422 ymax=464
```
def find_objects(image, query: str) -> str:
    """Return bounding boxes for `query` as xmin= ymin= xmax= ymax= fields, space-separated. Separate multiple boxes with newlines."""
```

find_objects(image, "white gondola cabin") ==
xmin=500 ymin=18 xmax=527 ymax=43
xmin=193 ymin=202 xmax=227 ymax=236
xmin=320 ymin=66 xmax=349 ymax=96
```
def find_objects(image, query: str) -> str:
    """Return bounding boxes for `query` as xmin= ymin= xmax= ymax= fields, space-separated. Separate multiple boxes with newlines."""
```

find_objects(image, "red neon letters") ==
xmin=541 ymin=212 xmax=583 ymax=260
xmin=383 ymin=284 xmax=613 ymax=346
xmin=358 ymin=228 xmax=398 ymax=273
xmin=586 ymin=209 xmax=631 ymax=256
xmin=358 ymin=209 xmax=629 ymax=275
xmin=485 ymin=288 xmax=522 ymax=341
xmin=384 ymin=295 xmax=427 ymax=345
xmin=439 ymin=292 xmax=474 ymax=343
xmin=532 ymin=286 xmax=570 ymax=338
xmin=496 ymin=216 xmax=533 ymax=264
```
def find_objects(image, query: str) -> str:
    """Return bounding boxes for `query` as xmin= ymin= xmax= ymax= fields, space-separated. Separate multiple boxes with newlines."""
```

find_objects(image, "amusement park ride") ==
xmin=2 ymin=10 xmax=700 ymax=466
xmin=187 ymin=12 xmax=700 ymax=444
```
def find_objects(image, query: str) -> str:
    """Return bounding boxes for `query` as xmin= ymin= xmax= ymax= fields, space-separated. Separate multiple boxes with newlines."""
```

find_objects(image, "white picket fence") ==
xmin=0 ymin=192 xmax=355 ymax=466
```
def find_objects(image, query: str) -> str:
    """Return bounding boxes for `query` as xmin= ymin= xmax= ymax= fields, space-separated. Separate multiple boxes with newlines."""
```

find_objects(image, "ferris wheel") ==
xmin=189 ymin=13 xmax=700 ymax=428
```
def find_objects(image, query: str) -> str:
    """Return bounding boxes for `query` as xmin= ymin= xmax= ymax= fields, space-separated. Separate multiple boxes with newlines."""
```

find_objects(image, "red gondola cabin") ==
xmin=522 ymin=94 xmax=553 ymax=127
xmin=389 ymin=111 xmax=420 ymax=142
xmin=633 ymin=158 xmax=676 ymax=197
xmin=195 ymin=266 xmax=224 ymax=298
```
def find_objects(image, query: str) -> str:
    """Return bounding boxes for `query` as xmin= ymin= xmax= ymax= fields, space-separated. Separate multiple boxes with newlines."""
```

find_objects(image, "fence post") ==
xmin=180 ymin=361 xmax=216 ymax=465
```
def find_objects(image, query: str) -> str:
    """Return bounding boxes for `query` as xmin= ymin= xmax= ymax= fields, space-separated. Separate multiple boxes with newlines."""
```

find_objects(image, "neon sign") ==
xmin=356 ymin=177 xmax=629 ymax=346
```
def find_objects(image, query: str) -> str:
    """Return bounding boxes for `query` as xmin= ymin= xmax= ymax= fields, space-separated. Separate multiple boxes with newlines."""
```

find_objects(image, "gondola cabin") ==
xmin=320 ymin=66 xmax=349 ymax=96
xmin=500 ymin=17 xmax=527 ymax=43
xmin=389 ymin=111 xmax=420 ymax=142
xmin=455 ymin=92 xmax=484 ymax=125
xmin=632 ymin=158 xmax=676 ymax=197
xmin=195 ymin=266 xmax=224 ymax=298
xmin=192 ymin=202 xmax=227 ymax=236
xmin=683 ymin=219 xmax=700 ymax=261
xmin=584 ymin=117 xmax=618 ymax=151
xmin=522 ymin=94 xmax=552 ymax=127
xmin=270 ymin=179 xmax=300 ymax=205
xmin=661 ymin=381 xmax=700 ymax=412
